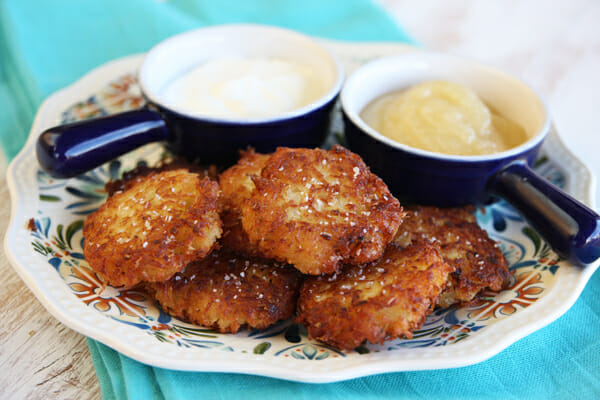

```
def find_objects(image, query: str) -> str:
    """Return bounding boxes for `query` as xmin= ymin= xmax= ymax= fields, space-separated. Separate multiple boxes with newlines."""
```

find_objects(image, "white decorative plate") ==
xmin=5 ymin=41 xmax=600 ymax=383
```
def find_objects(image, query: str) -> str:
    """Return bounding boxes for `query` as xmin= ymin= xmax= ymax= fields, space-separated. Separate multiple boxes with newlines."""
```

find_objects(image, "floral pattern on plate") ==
xmin=7 ymin=43 xmax=598 ymax=381
xmin=29 ymin=73 xmax=564 ymax=357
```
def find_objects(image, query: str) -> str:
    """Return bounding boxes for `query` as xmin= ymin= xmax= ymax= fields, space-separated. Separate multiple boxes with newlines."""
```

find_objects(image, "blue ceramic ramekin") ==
xmin=37 ymin=24 xmax=344 ymax=178
xmin=341 ymin=52 xmax=600 ymax=265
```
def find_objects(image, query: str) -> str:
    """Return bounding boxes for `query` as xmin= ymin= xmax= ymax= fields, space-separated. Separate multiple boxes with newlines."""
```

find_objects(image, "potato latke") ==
xmin=146 ymin=248 xmax=303 ymax=333
xmin=219 ymin=149 xmax=270 ymax=257
xmin=394 ymin=205 xmax=510 ymax=307
xmin=84 ymin=169 xmax=222 ymax=287
xmin=296 ymin=241 xmax=453 ymax=350
xmin=241 ymin=145 xmax=404 ymax=275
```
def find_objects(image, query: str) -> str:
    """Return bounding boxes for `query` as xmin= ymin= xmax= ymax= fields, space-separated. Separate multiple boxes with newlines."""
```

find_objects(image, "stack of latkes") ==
xmin=83 ymin=145 xmax=510 ymax=351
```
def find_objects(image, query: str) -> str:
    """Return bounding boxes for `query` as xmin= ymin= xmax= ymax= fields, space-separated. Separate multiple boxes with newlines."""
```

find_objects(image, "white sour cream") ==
xmin=161 ymin=57 xmax=327 ymax=119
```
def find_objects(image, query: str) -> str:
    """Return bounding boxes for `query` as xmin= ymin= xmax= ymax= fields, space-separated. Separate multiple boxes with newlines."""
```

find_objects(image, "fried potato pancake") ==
xmin=145 ymin=248 xmax=303 ymax=333
xmin=219 ymin=149 xmax=270 ymax=257
xmin=394 ymin=205 xmax=510 ymax=308
xmin=241 ymin=145 xmax=405 ymax=275
xmin=296 ymin=241 xmax=454 ymax=350
xmin=84 ymin=169 xmax=222 ymax=287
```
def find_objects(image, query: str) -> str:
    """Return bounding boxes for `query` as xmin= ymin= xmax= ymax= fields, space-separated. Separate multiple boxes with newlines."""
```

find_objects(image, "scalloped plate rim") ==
xmin=4 ymin=39 xmax=600 ymax=383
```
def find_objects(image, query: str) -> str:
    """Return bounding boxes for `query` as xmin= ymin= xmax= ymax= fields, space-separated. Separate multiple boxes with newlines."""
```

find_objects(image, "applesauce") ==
xmin=359 ymin=81 xmax=527 ymax=156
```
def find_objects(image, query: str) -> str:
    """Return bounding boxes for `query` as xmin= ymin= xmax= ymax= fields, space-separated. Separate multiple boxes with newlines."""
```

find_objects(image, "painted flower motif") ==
xmin=104 ymin=74 xmax=144 ymax=110
xmin=28 ymin=69 xmax=569 ymax=358
xmin=148 ymin=323 xmax=224 ymax=349
xmin=400 ymin=318 xmax=481 ymax=348
xmin=436 ymin=323 xmax=473 ymax=345
xmin=62 ymin=98 xmax=103 ymax=122
xmin=500 ymin=240 xmax=526 ymax=266
xmin=475 ymin=203 xmax=524 ymax=232
xmin=277 ymin=344 xmax=343 ymax=360
xmin=467 ymin=270 xmax=545 ymax=320
xmin=519 ymin=226 xmax=562 ymax=274
xmin=69 ymin=266 xmax=147 ymax=317
xmin=61 ymin=74 xmax=144 ymax=124
xmin=37 ymin=169 xmax=68 ymax=194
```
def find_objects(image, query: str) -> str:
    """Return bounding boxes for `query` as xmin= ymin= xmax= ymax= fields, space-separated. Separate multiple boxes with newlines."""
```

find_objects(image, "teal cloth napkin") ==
xmin=1 ymin=1 xmax=599 ymax=399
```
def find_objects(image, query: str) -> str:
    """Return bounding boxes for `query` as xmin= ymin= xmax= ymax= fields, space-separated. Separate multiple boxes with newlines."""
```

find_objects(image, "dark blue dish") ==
xmin=344 ymin=116 xmax=543 ymax=206
xmin=37 ymin=97 xmax=337 ymax=178
xmin=342 ymin=52 xmax=600 ymax=265
xmin=36 ymin=24 xmax=344 ymax=178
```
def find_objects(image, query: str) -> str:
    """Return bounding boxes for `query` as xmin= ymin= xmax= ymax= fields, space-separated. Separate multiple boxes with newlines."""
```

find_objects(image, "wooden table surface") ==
xmin=0 ymin=176 xmax=102 ymax=399
xmin=1 ymin=1 xmax=599 ymax=399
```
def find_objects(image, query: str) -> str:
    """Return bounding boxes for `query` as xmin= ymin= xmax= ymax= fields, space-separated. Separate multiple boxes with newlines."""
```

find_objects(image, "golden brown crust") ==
xmin=145 ymin=248 xmax=303 ymax=333
xmin=394 ymin=205 xmax=510 ymax=307
xmin=296 ymin=241 xmax=454 ymax=350
xmin=84 ymin=169 xmax=222 ymax=288
xmin=219 ymin=149 xmax=270 ymax=257
xmin=241 ymin=145 xmax=405 ymax=275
